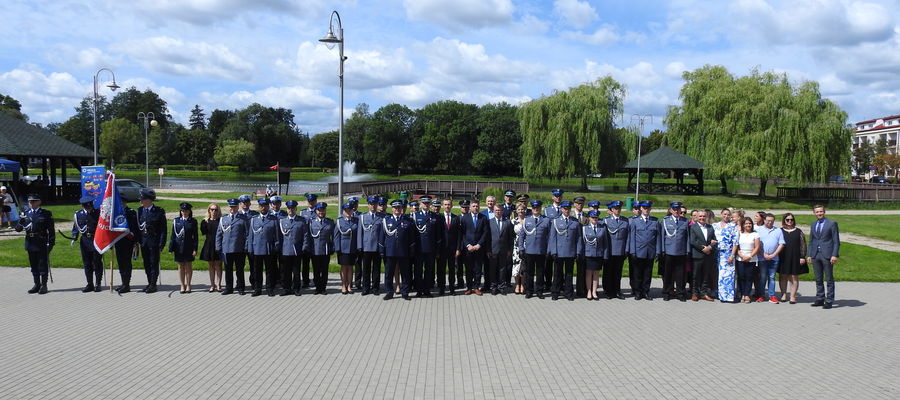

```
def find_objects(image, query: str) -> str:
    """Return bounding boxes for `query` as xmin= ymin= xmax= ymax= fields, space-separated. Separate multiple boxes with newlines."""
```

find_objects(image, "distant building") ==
xmin=853 ymin=115 xmax=899 ymax=177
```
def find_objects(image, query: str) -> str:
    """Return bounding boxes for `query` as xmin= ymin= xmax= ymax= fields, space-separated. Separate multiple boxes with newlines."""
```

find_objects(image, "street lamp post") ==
xmin=92 ymin=68 xmax=120 ymax=165
xmin=137 ymin=112 xmax=157 ymax=186
xmin=320 ymin=10 xmax=346 ymax=205
xmin=631 ymin=114 xmax=652 ymax=202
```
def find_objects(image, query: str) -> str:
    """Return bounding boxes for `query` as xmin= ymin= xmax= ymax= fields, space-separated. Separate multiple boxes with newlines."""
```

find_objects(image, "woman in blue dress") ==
xmin=169 ymin=202 xmax=199 ymax=293
xmin=712 ymin=208 xmax=737 ymax=302
xmin=333 ymin=203 xmax=359 ymax=295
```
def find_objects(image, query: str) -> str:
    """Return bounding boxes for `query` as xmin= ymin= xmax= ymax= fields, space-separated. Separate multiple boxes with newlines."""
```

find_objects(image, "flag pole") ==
xmin=110 ymin=248 xmax=116 ymax=292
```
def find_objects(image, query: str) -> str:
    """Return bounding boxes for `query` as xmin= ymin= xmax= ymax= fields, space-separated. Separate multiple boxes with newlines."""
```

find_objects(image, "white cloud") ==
xmin=664 ymin=61 xmax=687 ymax=79
xmin=514 ymin=14 xmax=550 ymax=35
xmin=423 ymin=37 xmax=539 ymax=85
xmin=131 ymin=0 xmax=325 ymax=26
xmin=561 ymin=24 xmax=646 ymax=46
xmin=817 ymin=33 xmax=900 ymax=90
xmin=553 ymin=0 xmax=598 ymax=29
xmin=404 ymin=0 xmax=515 ymax=31
xmin=113 ymin=36 xmax=254 ymax=81
xmin=0 ymin=67 xmax=88 ymax=123
xmin=550 ymin=60 xmax=661 ymax=90
xmin=276 ymin=42 xmax=419 ymax=91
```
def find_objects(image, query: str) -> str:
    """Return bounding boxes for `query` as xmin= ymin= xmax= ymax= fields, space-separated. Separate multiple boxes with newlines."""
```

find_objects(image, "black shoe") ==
xmin=823 ymin=302 xmax=833 ymax=309
xmin=679 ymin=295 xmax=687 ymax=302
xmin=238 ymin=289 xmax=246 ymax=295
xmin=552 ymin=295 xmax=559 ymax=301
xmin=38 ymin=284 xmax=48 ymax=294
xmin=251 ymin=290 xmax=262 ymax=297
xmin=82 ymin=285 xmax=94 ymax=293
xmin=663 ymin=294 xmax=671 ymax=301
xmin=267 ymin=290 xmax=275 ymax=297
xmin=28 ymin=283 xmax=40 ymax=294
xmin=142 ymin=285 xmax=151 ymax=293
xmin=491 ymin=289 xmax=499 ymax=296
xmin=438 ymin=289 xmax=445 ymax=297
xmin=634 ymin=294 xmax=643 ymax=300
xmin=538 ymin=293 xmax=545 ymax=299
xmin=302 ymin=282 xmax=310 ymax=288
xmin=383 ymin=293 xmax=393 ymax=301
xmin=280 ymin=289 xmax=292 ymax=296
xmin=221 ymin=289 xmax=233 ymax=295
xmin=180 ymin=290 xmax=187 ymax=294
xmin=567 ymin=294 xmax=575 ymax=301
xmin=116 ymin=285 xmax=130 ymax=293
xmin=402 ymin=294 xmax=411 ymax=301
xmin=294 ymin=291 xmax=302 ymax=296
xmin=362 ymin=290 xmax=370 ymax=296
xmin=423 ymin=291 xmax=433 ymax=298
xmin=525 ymin=293 xmax=533 ymax=299
xmin=147 ymin=284 xmax=158 ymax=294
xmin=811 ymin=300 xmax=824 ymax=307
xmin=448 ymin=289 xmax=455 ymax=296
xmin=644 ymin=293 xmax=653 ymax=301
xmin=617 ymin=293 xmax=626 ymax=300
xmin=94 ymin=285 xmax=102 ymax=292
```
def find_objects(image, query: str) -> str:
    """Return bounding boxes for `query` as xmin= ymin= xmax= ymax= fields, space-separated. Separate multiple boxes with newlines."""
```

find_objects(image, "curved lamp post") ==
xmin=319 ymin=10 xmax=346 ymax=205
xmin=631 ymin=114 xmax=652 ymax=202
xmin=137 ymin=112 xmax=157 ymax=186
xmin=93 ymin=68 xmax=120 ymax=165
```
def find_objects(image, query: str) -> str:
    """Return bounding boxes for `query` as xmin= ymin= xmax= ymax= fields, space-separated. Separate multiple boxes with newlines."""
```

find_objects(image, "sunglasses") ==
xmin=209 ymin=208 xmax=219 ymax=211
xmin=785 ymin=218 xmax=794 ymax=221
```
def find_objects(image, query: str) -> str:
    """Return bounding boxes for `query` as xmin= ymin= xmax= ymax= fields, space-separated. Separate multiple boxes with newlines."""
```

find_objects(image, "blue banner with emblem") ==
xmin=81 ymin=166 xmax=106 ymax=209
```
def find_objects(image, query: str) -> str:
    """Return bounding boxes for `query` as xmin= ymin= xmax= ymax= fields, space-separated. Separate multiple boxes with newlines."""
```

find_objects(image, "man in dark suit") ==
xmin=15 ymin=194 xmax=54 ymax=294
xmin=688 ymin=210 xmax=718 ymax=301
xmin=436 ymin=198 xmax=462 ymax=296
xmin=460 ymin=199 xmax=489 ymax=295
xmin=807 ymin=205 xmax=840 ymax=309
xmin=486 ymin=203 xmax=513 ymax=295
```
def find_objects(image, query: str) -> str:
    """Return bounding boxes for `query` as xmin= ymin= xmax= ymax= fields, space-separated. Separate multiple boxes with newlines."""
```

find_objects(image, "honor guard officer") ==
xmin=627 ymin=201 xmax=660 ymax=300
xmin=460 ymin=199 xmax=489 ymax=295
xmin=114 ymin=193 xmax=141 ymax=293
xmin=279 ymin=200 xmax=310 ymax=296
xmin=247 ymin=198 xmax=280 ymax=297
xmin=380 ymin=199 xmax=418 ymax=300
xmin=518 ymin=200 xmax=550 ymax=299
xmin=347 ymin=197 xmax=365 ymax=291
xmin=216 ymin=198 xmax=249 ymax=295
xmin=358 ymin=196 xmax=383 ymax=295
xmin=334 ymin=203 xmax=359 ymax=295
xmin=572 ymin=196 xmax=588 ymax=298
xmin=587 ymin=200 xmax=601 ymax=214
xmin=270 ymin=196 xmax=287 ymax=217
xmin=578 ymin=210 xmax=610 ymax=300
xmin=660 ymin=201 xmax=691 ymax=301
xmin=543 ymin=189 xmax=564 ymax=289
xmin=308 ymin=202 xmax=335 ymax=295
xmin=15 ymin=194 xmax=54 ymax=294
xmin=501 ymin=190 xmax=517 ymax=219
xmin=436 ymin=198 xmax=462 ymax=296
xmin=268 ymin=195 xmax=285 ymax=287
xmin=73 ymin=195 xmax=103 ymax=292
xmin=603 ymin=200 xmax=630 ymax=299
xmin=137 ymin=188 xmax=167 ymax=293
xmin=548 ymin=200 xmax=581 ymax=301
xmin=300 ymin=193 xmax=318 ymax=288
xmin=412 ymin=196 xmax=441 ymax=297
xmin=238 ymin=194 xmax=257 ymax=286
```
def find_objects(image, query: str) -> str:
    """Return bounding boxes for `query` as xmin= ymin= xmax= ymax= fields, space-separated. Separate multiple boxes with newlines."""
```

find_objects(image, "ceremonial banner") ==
xmin=80 ymin=165 xmax=106 ymax=209
xmin=93 ymin=172 xmax=130 ymax=254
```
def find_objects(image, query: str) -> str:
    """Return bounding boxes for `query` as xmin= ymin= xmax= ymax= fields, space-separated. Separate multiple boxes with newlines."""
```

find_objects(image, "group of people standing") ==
xmin=13 ymin=188 xmax=841 ymax=308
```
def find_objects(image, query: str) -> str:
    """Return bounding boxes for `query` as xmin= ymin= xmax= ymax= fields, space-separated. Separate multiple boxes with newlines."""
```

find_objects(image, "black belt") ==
xmin=26 ymin=233 xmax=47 ymax=238
xmin=83 ymin=233 xmax=94 ymax=237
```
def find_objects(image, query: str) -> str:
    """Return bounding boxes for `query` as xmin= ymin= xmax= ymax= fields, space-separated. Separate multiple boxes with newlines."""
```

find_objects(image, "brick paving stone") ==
xmin=0 ymin=266 xmax=897 ymax=399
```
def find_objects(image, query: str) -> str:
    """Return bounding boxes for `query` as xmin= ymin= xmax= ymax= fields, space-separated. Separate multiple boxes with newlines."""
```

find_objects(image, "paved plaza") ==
xmin=0 ymin=266 xmax=897 ymax=399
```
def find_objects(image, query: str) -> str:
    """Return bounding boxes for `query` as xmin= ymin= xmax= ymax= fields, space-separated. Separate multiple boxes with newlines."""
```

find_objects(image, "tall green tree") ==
xmin=666 ymin=65 xmax=853 ymax=196
xmin=641 ymin=129 xmax=666 ymax=155
xmin=56 ymin=96 xmax=112 ymax=149
xmin=412 ymin=100 xmax=479 ymax=173
xmin=214 ymin=139 xmax=256 ymax=171
xmin=471 ymin=102 xmax=521 ymax=175
xmin=214 ymin=103 xmax=303 ymax=168
xmin=99 ymin=118 xmax=140 ymax=167
xmin=343 ymin=103 xmax=372 ymax=170
xmin=188 ymin=105 xmax=207 ymax=131
xmin=175 ymin=126 xmax=214 ymax=166
xmin=852 ymin=142 xmax=875 ymax=175
xmin=364 ymin=104 xmax=416 ymax=172
xmin=309 ymin=131 xmax=339 ymax=168
xmin=109 ymin=87 xmax=170 ymax=132
xmin=0 ymin=93 xmax=27 ymax=121
xmin=519 ymin=76 xmax=626 ymax=190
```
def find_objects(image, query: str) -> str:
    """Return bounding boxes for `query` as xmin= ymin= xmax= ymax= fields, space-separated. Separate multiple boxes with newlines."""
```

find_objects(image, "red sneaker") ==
xmin=769 ymin=296 xmax=779 ymax=304
xmin=756 ymin=297 xmax=764 ymax=303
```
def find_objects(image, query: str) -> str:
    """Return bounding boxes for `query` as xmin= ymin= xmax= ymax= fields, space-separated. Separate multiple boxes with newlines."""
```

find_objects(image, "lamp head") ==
xmin=150 ymin=119 xmax=158 ymax=127
xmin=107 ymin=82 xmax=120 ymax=91
xmin=319 ymin=29 xmax=340 ymax=50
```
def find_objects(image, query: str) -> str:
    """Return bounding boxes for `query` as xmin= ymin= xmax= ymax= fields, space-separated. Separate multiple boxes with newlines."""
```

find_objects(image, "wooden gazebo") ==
xmin=0 ymin=112 xmax=93 ymax=203
xmin=621 ymin=146 xmax=706 ymax=195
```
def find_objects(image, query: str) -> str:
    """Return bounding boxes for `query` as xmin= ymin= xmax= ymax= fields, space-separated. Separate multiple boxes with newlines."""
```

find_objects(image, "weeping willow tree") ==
xmin=666 ymin=65 xmax=853 ymax=197
xmin=519 ymin=76 xmax=626 ymax=190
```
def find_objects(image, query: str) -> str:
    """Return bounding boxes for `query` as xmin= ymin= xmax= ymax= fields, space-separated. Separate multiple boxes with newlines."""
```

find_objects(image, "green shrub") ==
xmin=216 ymin=165 xmax=239 ymax=172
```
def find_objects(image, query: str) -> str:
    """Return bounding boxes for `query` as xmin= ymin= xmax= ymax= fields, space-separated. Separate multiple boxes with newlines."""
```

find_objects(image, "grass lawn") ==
xmin=793 ymin=215 xmax=900 ymax=243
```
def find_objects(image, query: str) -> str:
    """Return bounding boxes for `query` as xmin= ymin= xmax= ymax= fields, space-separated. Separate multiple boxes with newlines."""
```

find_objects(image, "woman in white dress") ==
xmin=511 ymin=204 xmax=527 ymax=295
xmin=712 ymin=208 xmax=738 ymax=302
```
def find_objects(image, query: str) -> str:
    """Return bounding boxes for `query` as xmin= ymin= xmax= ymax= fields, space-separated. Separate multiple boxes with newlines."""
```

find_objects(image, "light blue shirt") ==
xmin=756 ymin=225 xmax=785 ymax=259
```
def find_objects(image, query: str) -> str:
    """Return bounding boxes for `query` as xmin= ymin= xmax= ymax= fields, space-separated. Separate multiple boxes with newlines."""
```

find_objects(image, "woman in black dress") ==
xmin=778 ymin=213 xmax=807 ymax=304
xmin=200 ymin=203 xmax=222 ymax=292
xmin=169 ymin=202 xmax=199 ymax=293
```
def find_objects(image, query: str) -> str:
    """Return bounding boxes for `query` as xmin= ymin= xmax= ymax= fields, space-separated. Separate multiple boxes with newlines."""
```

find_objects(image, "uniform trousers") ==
xmin=311 ymin=254 xmax=330 ymax=293
xmin=140 ymin=244 xmax=161 ymax=285
xmin=354 ymin=253 xmax=363 ymax=288
xmin=223 ymin=252 xmax=246 ymax=291
xmin=281 ymin=255 xmax=300 ymax=293
xmin=552 ymin=257 xmax=575 ymax=296
xmin=413 ymin=252 xmax=435 ymax=294
xmin=436 ymin=248 xmax=457 ymax=292
xmin=663 ymin=254 xmax=687 ymax=296
xmin=114 ymin=239 xmax=135 ymax=287
xmin=28 ymin=250 xmax=50 ymax=276
xmin=575 ymin=256 xmax=586 ymax=297
xmin=523 ymin=253 xmax=546 ymax=295
xmin=361 ymin=251 xmax=381 ymax=293
xmin=251 ymin=254 xmax=276 ymax=293
xmin=383 ymin=256 xmax=411 ymax=295
xmin=543 ymin=256 xmax=554 ymax=292
xmin=300 ymin=253 xmax=312 ymax=286
xmin=628 ymin=256 xmax=654 ymax=296
xmin=603 ymin=255 xmax=626 ymax=297
xmin=80 ymin=244 xmax=103 ymax=285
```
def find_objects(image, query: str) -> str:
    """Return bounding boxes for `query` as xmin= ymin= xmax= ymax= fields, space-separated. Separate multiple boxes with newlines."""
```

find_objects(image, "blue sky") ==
xmin=1 ymin=0 xmax=898 ymax=135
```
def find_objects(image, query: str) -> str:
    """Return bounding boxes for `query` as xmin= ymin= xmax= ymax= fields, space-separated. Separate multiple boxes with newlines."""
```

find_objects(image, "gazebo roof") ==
xmin=622 ymin=145 xmax=705 ymax=170
xmin=0 ymin=112 xmax=93 ymax=158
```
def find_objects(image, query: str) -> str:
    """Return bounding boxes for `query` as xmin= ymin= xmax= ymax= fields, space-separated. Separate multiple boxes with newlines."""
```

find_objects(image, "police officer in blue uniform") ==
xmin=334 ymin=202 xmax=359 ymax=294
xmin=627 ymin=201 xmax=660 ymax=300
xmin=239 ymin=194 xmax=258 ymax=287
xmin=660 ymin=201 xmax=691 ymax=301
xmin=247 ymin=198 xmax=280 ymax=297
xmin=137 ymin=188 xmax=167 ymax=293
xmin=300 ymin=193 xmax=318 ymax=288
xmin=115 ymin=193 xmax=141 ymax=293
xmin=279 ymin=199 xmax=309 ymax=296
xmin=543 ymin=188 xmax=564 ymax=289
xmin=412 ymin=196 xmax=441 ymax=297
xmin=270 ymin=196 xmax=287 ymax=217
xmin=572 ymin=196 xmax=588 ymax=298
xmin=501 ymin=190 xmax=517 ymax=219
xmin=16 ymin=194 xmax=54 ymax=294
xmin=347 ymin=197 xmax=365 ymax=290
xmin=169 ymin=202 xmax=199 ymax=293
xmin=268 ymin=195 xmax=286 ymax=288
xmin=603 ymin=200 xmax=630 ymax=299
xmin=357 ymin=196 xmax=383 ymax=295
xmin=578 ymin=209 xmax=610 ymax=300
xmin=380 ymin=199 xmax=418 ymax=300
xmin=308 ymin=202 xmax=335 ymax=295
xmin=72 ymin=195 xmax=103 ymax=292
xmin=216 ymin=198 xmax=248 ymax=295
xmin=548 ymin=200 xmax=581 ymax=301
xmin=518 ymin=200 xmax=550 ymax=299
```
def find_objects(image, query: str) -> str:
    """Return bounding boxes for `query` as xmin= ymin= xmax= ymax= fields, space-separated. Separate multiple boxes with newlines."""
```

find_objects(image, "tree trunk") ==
xmin=720 ymin=175 xmax=728 ymax=194
xmin=758 ymin=179 xmax=767 ymax=198
xmin=580 ymin=174 xmax=588 ymax=192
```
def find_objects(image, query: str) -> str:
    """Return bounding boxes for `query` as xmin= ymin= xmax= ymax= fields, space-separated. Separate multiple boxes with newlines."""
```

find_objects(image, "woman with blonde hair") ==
xmin=199 ymin=203 xmax=223 ymax=292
